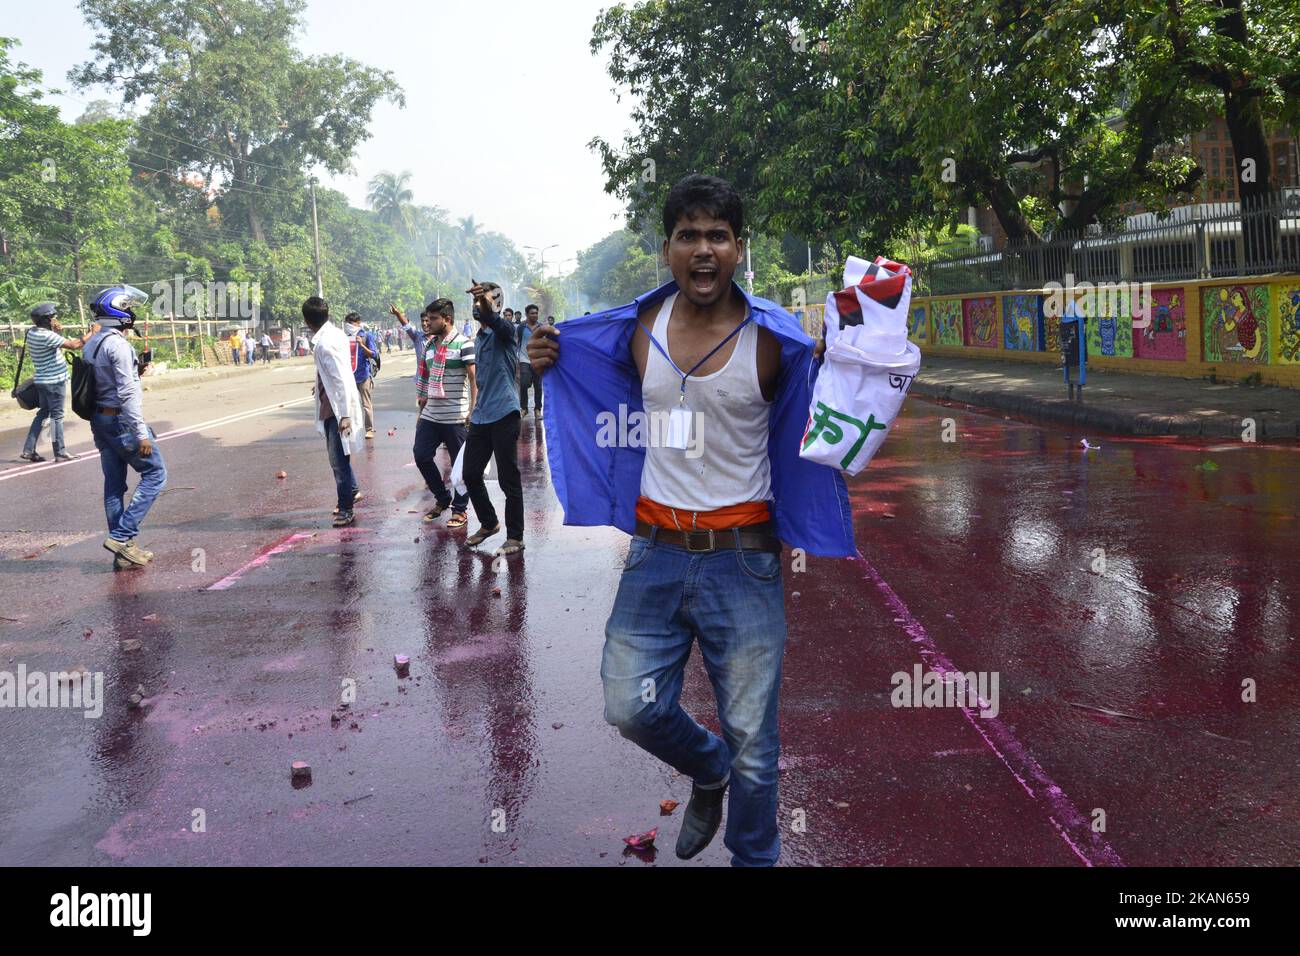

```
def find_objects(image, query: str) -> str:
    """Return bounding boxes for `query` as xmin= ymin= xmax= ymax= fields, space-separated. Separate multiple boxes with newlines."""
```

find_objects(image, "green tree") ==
xmin=0 ymin=40 xmax=138 ymax=317
xmin=590 ymin=0 xmax=930 ymax=255
xmin=592 ymin=0 xmax=1298 ymax=257
xmin=71 ymin=0 xmax=404 ymax=242
xmin=573 ymin=229 xmax=641 ymax=306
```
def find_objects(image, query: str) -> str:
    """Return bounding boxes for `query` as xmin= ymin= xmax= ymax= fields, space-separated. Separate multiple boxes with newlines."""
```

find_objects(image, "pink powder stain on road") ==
xmin=204 ymin=532 xmax=314 ymax=591
xmin=854 ymin=550 xmax=1125 ymax=868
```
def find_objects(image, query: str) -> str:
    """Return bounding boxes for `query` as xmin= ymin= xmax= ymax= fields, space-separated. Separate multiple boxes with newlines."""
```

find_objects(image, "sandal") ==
xmin=333 ymin=490 xmax=364 ymax=515
xmin=423 ymin=503 xmax=448 ymax=522
xmin=465 ymin=524 xmax=501 ymax=546
xmin=447 ymin=512 xmax=468 ymax=530
xmin=494 ymin=539 xmax=525 ymax=556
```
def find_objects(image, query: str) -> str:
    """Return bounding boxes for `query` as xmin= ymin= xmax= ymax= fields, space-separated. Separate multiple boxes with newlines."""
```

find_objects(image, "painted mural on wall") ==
xmin=1080 ymin=288 xmax=1134 ymax=358
xmin=1002 ymin=294 xmax=1040 ymax=351
xmin=963 ymin=296 xmax=998 ymax=348
xmin=1202 ymin=284 xmax=1269 ymax=364
xmin=932 ymin=299 xmax=962 ymax=347
xmin=908 ymin=303 xmax=928 ymax=344
xmin=1043 ymin=313 xmax=1061 ymax=353
xmin=1272 ymin=281 xmax=1300 ymax=366
xmin=1132 ymin=287 xmax=1187 ymax=361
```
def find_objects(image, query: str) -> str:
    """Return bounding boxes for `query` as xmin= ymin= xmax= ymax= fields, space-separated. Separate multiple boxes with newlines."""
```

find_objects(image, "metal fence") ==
xmin=921 ymin=188 xmax=1300 ymax=295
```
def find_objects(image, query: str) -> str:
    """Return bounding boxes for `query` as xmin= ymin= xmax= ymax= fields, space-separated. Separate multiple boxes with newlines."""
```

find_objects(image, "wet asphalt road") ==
xmin=0 ymin=354 xmax=1296 ymax=866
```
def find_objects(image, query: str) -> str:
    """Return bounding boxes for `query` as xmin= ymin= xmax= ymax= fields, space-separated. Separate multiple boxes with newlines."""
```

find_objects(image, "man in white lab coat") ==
xmin=303 ymin=296 xmax=365 ymax=527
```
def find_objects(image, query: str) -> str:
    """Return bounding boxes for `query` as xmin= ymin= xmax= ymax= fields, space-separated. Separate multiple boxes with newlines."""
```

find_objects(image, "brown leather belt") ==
xmin=97 ymin=406 xmax=121 ymax=416
xmin=634 ymin=520 xmax=782 ymax=554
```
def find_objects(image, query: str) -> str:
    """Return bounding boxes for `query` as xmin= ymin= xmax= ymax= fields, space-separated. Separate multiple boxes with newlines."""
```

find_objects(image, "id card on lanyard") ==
xmin=647 ymin=311 xmax=752 ymax=450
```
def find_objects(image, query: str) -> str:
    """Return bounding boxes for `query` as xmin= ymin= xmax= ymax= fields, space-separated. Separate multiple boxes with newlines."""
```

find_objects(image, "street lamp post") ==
xmin=554 ymin=257 xmax=578 ymax=317
xmin=523 ymin=243 xmax=559 ymax=274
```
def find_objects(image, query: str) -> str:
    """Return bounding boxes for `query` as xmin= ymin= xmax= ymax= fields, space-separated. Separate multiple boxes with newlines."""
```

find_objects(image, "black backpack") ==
xmin=71 ymin=333 xmax=110 ymax=421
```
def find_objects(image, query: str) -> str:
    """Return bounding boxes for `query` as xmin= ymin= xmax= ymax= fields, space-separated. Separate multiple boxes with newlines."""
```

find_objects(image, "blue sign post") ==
xmin=1060 ymin=301 xmax=1086 ymax=402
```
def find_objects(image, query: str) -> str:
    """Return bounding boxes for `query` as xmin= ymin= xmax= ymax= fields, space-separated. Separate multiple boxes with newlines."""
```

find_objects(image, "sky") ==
xmin=3 ymin=0 xmax=636 ymax=276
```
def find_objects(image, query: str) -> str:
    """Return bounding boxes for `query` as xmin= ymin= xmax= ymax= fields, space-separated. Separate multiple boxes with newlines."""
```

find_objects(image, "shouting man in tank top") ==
xmin=527 ymin=175 xmax=855 ymax=866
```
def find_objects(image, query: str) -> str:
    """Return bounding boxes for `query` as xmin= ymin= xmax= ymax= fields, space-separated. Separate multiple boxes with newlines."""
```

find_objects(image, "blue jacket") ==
xmin=542 ymin=281 xmax=856 ymax=557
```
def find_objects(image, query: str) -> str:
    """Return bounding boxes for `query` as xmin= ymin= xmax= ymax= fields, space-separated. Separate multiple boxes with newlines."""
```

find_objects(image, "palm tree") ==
xmin=367 ymin=170 xmax=416 ymax=237
xmin=456 ymin=215 xmax=486 ymax=279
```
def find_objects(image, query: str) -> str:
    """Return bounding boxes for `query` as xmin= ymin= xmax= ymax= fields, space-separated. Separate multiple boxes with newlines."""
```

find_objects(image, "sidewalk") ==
xmin=0 ymin=350 xmax=417 ymax=437
xmin=912 ymin=355 xmax=1300 ymax=440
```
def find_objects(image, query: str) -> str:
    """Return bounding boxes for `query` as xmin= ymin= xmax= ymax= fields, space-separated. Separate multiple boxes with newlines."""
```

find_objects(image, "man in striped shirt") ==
xmin=18 ymin=302 xmax=98 ymax=462
xmin=395 ymin=299 xmax=477 ymax=528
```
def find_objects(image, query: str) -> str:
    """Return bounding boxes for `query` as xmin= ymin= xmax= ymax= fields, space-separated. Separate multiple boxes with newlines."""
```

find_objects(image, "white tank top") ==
xmin=639 ymin=293 xmax=772 ymax=512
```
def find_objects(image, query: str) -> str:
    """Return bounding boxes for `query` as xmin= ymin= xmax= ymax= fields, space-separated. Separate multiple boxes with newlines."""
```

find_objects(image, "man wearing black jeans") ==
xmin=394 ymin=299 xmax=477 ymax=529
xmin=517 ymin=304 xmax=544 ymax=419
xmin=462 ymin=281 xmax=524 ymax=555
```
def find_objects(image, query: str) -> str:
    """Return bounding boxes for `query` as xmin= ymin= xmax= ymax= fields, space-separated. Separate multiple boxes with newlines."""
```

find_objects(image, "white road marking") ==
xmin=0 ymin=397 xmax=314 ymax=483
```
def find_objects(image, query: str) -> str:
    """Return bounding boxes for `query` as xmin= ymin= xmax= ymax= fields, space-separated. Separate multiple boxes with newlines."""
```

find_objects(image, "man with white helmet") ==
xmin=82 ymin=286 xmax=167 ymax=570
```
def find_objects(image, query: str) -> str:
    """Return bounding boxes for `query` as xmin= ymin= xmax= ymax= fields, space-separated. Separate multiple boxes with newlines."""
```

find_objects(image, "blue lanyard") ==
xmin=647 ymin=314 xmax=753 ymax=405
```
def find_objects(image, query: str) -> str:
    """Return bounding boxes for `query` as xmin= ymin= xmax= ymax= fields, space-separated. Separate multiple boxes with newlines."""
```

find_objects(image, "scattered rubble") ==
xmin=623 ymin=828 xmax=657 ymax=848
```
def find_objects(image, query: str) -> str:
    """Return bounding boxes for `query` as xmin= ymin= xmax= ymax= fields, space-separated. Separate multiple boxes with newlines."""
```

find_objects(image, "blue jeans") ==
xmin=89 ymin=413 xmax=167 ymax=542
xmin=602 ymin=532 xmax=786 ymax=866
xmin=23 ymin=381 xmax=66 ymax=457
xmin=324 ymin=416 xmax=359 ymax=513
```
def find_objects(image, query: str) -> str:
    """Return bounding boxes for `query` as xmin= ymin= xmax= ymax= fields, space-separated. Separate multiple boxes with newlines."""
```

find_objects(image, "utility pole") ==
xmin=309 ymin=177 xmax=323 ymax=297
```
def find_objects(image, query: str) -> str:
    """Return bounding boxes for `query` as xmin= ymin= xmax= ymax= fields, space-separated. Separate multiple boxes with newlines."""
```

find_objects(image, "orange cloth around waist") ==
xmin=635 ymin=496 xmax=771 ymax=531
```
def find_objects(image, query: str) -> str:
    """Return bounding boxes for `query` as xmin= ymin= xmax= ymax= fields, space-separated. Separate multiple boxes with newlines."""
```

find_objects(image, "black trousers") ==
xmin=519 ymin=364 xmax=543 ymax=412
xmin=463 ymin=412 xmax=523 ymax=539
xmin=413 ymin=417 xmax=469 ymax=512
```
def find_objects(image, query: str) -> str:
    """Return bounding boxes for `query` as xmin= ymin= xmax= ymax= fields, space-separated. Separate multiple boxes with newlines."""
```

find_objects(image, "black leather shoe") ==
xmin=675 ymin=779 xmax=728 ymax=859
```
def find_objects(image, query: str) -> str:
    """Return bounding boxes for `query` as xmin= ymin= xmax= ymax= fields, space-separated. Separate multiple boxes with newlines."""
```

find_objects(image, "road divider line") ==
xmin=153 ymin=397 xmax=314 ymax=440
xmin=0 ymin=397 xmax=314 ymax=483
xmin=204 ymin=532 xmax=314 ymax=591
xmin=853 ymin=549 xmax=1124 ymax=868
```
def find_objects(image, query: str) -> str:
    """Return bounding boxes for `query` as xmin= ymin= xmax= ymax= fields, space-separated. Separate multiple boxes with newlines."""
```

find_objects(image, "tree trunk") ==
xmin=234 ymin=155 xmax=267 ymax=244
xmin=1216 ymin=0 xmax=1277 ymax=274
xmin=971 ymin=168 xmax=1040 ymax=244
xmin=1223 ymin=86 xmax=1277 ymax=273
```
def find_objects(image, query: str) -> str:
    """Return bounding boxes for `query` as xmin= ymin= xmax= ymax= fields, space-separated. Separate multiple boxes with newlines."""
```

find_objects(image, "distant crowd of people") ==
xmin=304 ymin=287 xmax=549 ymax=556
xmin=224 ymin=328 xmax=277 ymax=365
